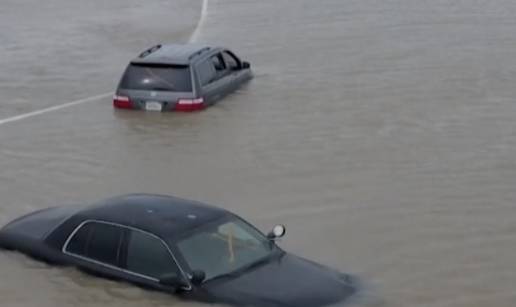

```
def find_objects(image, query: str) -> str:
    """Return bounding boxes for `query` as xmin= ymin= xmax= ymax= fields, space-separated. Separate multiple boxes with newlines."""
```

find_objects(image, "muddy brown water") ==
xmin=2 ymin=0 xmax=516 ymax=306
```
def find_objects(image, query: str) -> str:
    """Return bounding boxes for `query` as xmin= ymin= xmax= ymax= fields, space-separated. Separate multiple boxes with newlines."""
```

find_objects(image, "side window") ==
xmin=198 ymin=54 xmax=229 ymax=87
xmin=66 ymin=222 xmax=123 ymax=266
xmin=197 ymin=60 xmax=216 ymax=86
xmin=222 ymin=51 xmax=240 ymax=71
xmin=66 ymin=222 xmax=94 ymax=255
xmin=211 ymin=54 xmax=226 ymax=72
xmin=87 ymin=224 xmax=123 ymax=265
xmin=126 ymin=230 xmax=180 ymax=279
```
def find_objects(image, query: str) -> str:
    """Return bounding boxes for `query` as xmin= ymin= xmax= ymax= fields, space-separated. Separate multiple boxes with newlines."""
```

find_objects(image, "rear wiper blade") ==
xmin=149 ymin=87 xmax=172 ymax=91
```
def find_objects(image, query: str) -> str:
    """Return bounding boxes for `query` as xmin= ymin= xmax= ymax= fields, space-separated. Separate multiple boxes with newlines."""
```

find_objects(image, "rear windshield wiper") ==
xmin=148 ymin=86 xmax=173 ymax=91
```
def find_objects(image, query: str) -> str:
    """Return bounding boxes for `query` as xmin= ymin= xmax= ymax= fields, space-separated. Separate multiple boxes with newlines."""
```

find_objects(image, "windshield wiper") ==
xmin=206 ymin=270 xmax=240 ymax=283
xmin=207 ymin=252 xmax=281 ymax=284
xmin=240 ymin=253 xmax=277 ymax=273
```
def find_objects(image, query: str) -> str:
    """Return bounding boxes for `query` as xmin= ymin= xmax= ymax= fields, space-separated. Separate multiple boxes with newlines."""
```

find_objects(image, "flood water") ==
xmin=2 ymin=0 xmax=516 ymax=306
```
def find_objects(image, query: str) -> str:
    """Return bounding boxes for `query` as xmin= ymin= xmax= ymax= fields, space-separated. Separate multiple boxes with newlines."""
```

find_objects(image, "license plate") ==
xmin=145 ymin=101 xmax=162 ymax=112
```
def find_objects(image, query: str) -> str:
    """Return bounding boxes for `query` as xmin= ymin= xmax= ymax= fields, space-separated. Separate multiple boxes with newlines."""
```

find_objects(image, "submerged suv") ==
xmin=113 ymin=44 xmax=252 ymax=112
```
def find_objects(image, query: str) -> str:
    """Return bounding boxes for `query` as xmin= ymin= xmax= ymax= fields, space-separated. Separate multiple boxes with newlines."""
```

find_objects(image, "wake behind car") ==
xmin=113 ymin=44 xmax=253 ymax=112
xmin=0 ymin=194 xmax=357 ymax=307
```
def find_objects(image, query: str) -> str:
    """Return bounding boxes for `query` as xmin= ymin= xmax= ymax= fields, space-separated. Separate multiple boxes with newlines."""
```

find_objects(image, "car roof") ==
xmin=130 ymin=43 xmax=222 ymax=66
xmin=74 ymin=193 xmax=229 ymax=239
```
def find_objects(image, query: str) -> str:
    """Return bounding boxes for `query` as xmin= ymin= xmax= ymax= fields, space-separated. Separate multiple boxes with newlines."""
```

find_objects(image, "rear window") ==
xmin=120 ymin=64 xmax=192 ymax=92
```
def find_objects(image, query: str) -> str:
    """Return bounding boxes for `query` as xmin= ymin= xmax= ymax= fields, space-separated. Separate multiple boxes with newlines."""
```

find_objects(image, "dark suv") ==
xmin=113 ymin=44 xmax=252 ymax=112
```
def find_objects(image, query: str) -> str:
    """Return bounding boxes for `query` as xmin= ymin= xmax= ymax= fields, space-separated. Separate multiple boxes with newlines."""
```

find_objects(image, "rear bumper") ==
xmin=113 ymin=100 xmax=205 ymax=112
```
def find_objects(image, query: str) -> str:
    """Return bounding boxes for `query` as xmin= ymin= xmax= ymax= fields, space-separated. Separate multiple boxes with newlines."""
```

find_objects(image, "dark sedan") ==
xmin=0 ymin=194 xmax=357 ymax=307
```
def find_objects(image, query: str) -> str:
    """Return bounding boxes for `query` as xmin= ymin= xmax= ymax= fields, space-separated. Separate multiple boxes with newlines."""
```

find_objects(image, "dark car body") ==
xmin=113 ymin=44 xmax=253 ymax=112
xmin=0 ymin=194 xmax=356 ymax=307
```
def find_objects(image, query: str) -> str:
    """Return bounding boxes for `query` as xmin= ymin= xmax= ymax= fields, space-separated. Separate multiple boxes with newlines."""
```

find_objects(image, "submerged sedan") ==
xmin=0 ymin=194 xmax=357 ymax=306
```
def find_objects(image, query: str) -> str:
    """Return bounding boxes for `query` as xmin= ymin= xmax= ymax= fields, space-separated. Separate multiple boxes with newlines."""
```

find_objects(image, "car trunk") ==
xmin=116 ymin=63 xmax=202 ymax=111
xmin=119 ymin=89 xmax=197 ymax=111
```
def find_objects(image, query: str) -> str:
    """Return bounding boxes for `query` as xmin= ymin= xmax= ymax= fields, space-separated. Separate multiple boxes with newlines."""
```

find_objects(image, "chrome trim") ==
xmin=62 ymin=219 xmax=192 ymax=291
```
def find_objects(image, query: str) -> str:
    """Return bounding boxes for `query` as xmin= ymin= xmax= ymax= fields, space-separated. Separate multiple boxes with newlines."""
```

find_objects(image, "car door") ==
xmin=196 ymin=53 xmax=233 ymax=105
xmin=221 ymin=50 xmax=251 ymax=90
xmin=119 ymin=228 xmax=191 ymax=292
xmin=63 ymin=221 xmax=126 ymax=280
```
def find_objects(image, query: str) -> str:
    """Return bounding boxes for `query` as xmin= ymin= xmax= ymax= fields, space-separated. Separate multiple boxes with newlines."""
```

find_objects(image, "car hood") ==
xmin=203 ymin=253 xmax=356 ymax=307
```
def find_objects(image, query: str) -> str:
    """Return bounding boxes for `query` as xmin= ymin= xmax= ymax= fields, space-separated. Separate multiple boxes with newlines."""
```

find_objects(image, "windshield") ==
xmin=120 ymin=64 xmax=192 ymax=92
xmin=176 ymin=217 xmax=274 ymax=280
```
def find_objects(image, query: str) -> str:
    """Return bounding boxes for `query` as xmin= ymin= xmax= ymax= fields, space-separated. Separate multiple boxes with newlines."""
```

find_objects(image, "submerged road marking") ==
xmin=190 ymin=0 xmax=209 ymax=43
xmin=0 ymin=92 xmax=112 ymax=126
xmin=0 ymin=0 xmax=209 ymax=126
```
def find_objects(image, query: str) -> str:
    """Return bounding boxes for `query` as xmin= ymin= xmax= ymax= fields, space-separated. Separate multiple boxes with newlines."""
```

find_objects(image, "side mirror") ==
xmin=267 ymin=224 xmax=286 ymax=240
xmin=242 ymin=61 xmax=251 ymax=69
xmin=159 ymin=274 xmax=189 ymax=289
xmin=190 ymin=270 xmax=206 ymax=285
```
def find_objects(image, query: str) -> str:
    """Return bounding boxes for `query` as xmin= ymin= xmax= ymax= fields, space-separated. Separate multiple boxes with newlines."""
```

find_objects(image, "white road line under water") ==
xmin=0 ymin=92 xmax=113 ymax=126
xmin=0 ymin=0 xmax=209 ymax=127
xmin=190 ymin=0 xmax=209 ymax=43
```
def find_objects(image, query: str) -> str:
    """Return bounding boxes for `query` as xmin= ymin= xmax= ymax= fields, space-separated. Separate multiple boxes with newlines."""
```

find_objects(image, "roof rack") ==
xmin=138 ymin=44 xmax=162 ymax=58
xmin=187 ymin=47 xmax=211 ymax=60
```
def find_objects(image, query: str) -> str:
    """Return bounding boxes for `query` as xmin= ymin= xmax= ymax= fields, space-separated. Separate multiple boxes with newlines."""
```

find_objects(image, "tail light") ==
xmin=113 ymin=95 xmax=133 ymax=109
xmin=175 ymin=98 xmax=205 ymax=112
